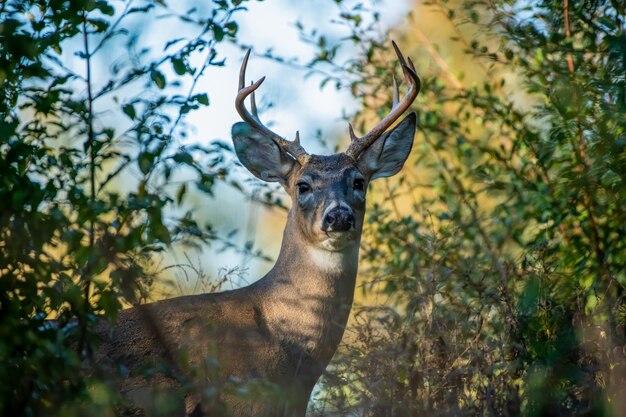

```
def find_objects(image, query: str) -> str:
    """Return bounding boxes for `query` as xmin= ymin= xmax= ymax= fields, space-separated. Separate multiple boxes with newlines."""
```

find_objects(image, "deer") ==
xmin=91 ymin=41 xmax=420 ymax=417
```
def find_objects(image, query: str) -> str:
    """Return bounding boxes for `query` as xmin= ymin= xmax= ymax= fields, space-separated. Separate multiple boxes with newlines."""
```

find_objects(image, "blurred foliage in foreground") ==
xmin=0 ymin=0 xmax=246 ymax=414
xmin=301 ymin=0 xmax=626 ymax=416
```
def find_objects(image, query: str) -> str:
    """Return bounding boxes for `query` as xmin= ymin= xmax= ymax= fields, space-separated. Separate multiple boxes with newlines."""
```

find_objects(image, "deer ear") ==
xmin=232 ymin=122 xmax=297 ymax=184
xmin=356 ymin=112 xmax=416 ymax=181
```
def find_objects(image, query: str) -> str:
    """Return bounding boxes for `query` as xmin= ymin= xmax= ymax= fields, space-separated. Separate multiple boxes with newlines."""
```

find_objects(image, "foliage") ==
xmin=3 ymin=0 xmax=625 ymax=415
xmin=303 ymin=0 xmax=626 ymax=416
xmin=0 ymin=0 xmax=248 ymax=414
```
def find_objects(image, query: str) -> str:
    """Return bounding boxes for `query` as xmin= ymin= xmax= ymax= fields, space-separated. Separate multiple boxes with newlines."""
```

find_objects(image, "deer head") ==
xmin=231 ymin=41 xmax=420 ymax=255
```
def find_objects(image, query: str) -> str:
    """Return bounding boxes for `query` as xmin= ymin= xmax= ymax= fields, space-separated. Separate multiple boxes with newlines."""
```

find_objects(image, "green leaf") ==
xmin=150 ymin=70 xmax=166 ymax=89
xmin=196 ymin=174 xmax=215 ymax=195
xmin=138 ymin=152 xmax=154 ymax=174
xmin=212 ymin=25 xmax=224 ymax=42
xmin=195 ymin=93 xmax=209 ymax=106
xmin=95 ymin=1 xmax=115 ymax=15
xmin=87 ymin=18 xmax=110 ymax=33
xmin=151 ymin=223 xmax=171 ymax=245
xmin=214 ymin=0 xmax=228 ymax=9
xmin=173 ymin=151 xmax=194 ymax=165
xmin=172 ymin=58 xmax=186 ymax=75
xmin=224 ymin=22 xmax=238 ymax=36
xmin=122 ymin=103 xmax=136 ymax=120
xmin=176 ymin=183 xmax=187 ymax=205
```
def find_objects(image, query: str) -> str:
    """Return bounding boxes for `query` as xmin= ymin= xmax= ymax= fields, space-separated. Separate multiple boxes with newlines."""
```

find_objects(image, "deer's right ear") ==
xmin=232 ymin=122 xmax=297 ymax=184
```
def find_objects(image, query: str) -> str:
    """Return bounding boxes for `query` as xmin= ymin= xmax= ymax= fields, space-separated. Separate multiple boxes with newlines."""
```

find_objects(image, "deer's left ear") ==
xmin=356 ymin=112 xmax=416 ymax=181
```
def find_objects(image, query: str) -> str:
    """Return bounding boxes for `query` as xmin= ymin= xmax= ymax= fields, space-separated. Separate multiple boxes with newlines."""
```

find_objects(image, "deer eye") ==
xmin=353 ymin=178 xmax=365 ymax=191
xmin=297 ymin=182 xmax=311 ymax=194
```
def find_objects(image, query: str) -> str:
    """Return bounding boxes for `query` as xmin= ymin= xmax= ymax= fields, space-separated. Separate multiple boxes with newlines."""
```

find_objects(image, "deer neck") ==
xmin=257 ymin=211 xmax=360 ymax=364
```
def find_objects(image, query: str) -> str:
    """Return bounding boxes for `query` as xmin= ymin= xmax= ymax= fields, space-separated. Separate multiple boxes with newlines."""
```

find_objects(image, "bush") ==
xmin=306 ymin=0 xmax=626 ymax=415
xmin=0 ymin=1 xmax=246 ymax=414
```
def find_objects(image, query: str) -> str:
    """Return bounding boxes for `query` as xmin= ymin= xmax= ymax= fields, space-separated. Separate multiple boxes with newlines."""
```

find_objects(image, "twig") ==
xmin=563 ymin=0 xmax=575 ymax=73
xmin=383 ymin=179 xmax=402 ymax=219
xmin=78 ymin=10 xmax=96 ymax=357
xmin=413 ymin=26 xmax=463 ymax=90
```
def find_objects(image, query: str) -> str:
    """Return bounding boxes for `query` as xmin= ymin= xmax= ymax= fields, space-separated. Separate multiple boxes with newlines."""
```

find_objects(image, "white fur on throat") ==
xmin=307 ymin=245 xmax=358 ymax=274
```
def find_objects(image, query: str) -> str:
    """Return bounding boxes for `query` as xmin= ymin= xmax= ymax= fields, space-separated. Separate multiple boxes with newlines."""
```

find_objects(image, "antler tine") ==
xmin=348 ymin=123 xmax=358 ymax=142
xmin=392 ymin=75 xmax=399 ymax=107
xmin=235 ymin=49 xmax=309 ymax=164
xmin=407 ymin=56 xmax=417 ymax=73
xmin=391 ymin=40 xmax=411 ymax=85
xmin=345 ymin=41 xmax=421 ymax=159
xmin=250 ymin=81 xmax=258 ymax=117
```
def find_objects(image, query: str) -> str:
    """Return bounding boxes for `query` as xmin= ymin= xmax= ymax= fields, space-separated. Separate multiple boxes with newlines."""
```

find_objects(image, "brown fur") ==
xmin=92 ymin=113 xmax=416 ymax=417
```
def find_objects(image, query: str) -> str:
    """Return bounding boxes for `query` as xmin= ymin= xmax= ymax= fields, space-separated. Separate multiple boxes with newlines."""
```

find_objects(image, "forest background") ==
xmin=1 ymin=0 xmax=625 ymax=416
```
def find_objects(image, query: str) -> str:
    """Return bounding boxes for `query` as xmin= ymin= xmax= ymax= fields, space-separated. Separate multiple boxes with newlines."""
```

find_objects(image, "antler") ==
xmin=235 ymin=49 xmax=309 ymax=165
xmin=345 ymin=41 xmax=421 ymax=159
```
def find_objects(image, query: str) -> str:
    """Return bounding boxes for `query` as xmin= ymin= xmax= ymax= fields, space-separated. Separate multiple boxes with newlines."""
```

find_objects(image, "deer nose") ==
xmin=322 ymin=208 xmax=355 ymax=232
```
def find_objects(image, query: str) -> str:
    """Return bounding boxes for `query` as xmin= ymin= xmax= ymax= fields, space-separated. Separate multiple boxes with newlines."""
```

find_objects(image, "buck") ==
xmin=92 ymin=41 xmax=420 ymax=417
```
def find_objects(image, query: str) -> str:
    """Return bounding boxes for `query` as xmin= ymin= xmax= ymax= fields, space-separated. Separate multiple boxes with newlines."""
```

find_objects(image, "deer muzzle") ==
xmin=322 ymin=207 xmax=356 ymax=233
